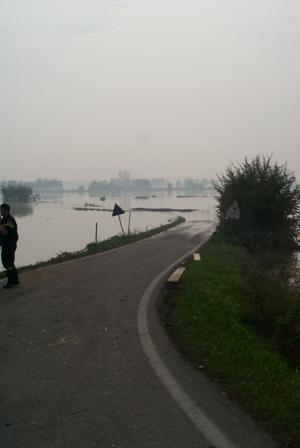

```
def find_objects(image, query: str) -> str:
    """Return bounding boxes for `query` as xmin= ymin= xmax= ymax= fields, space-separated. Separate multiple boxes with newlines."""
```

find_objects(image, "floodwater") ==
xmin=3 ymin=190 xmax=216 ymax=268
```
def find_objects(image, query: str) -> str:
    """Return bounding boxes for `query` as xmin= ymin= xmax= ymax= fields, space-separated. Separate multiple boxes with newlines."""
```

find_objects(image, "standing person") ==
xmin=0 ymin=203 xmax=19 ymax=289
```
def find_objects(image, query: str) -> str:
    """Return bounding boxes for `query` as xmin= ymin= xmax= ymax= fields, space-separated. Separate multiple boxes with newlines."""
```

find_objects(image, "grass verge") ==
xmin=1 ymin=216 xmax=185 ymax=278
xmin=164 ymin=232 xmax=300 ymax=447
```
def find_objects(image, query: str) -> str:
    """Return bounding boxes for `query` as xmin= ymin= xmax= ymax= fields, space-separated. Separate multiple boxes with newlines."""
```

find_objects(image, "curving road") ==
xmin=0 ymin=221 xmax=277 ymax=448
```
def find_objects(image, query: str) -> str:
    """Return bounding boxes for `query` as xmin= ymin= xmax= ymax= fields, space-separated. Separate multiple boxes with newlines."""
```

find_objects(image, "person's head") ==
xmin=0 ymin=203 xmax=10 ymax=217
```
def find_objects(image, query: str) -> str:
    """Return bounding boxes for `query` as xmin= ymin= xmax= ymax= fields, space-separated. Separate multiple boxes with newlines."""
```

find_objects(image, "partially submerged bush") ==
xmin=215 ymin=155 xmax=300 ymax=251
xmin=1 ymin=185 xmax=33 ymax=202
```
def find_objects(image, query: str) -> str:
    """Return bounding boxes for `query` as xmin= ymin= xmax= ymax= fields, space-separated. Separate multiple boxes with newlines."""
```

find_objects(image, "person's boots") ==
xmin=3 ymin=270 xmax=14 ymax=289
xmin=12 ymin=268 xmax=20 ymax=285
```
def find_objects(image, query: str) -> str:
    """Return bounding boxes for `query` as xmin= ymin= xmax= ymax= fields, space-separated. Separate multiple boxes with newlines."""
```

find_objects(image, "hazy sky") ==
xmin=1 ymin=0 xmax=300 ymax=181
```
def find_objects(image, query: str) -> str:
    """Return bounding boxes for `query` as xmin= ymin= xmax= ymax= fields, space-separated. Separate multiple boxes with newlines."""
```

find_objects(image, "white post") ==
xmin=95 ymin=222 xmax=98 ymax=243
xmin=128 ymin=210 xmax=132 ymax=235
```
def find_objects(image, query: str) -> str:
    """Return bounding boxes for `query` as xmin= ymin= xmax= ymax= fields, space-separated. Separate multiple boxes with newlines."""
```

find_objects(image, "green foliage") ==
xmin=167 ymin=233 xmax=300 ymax=446
xmin=1 ymin=185 xmax=33 ymax=202
xmin=245 ymin=259 xmax=300 ymax=364
xmin=34 ymin=179 xmax=62 ymax=191
xmin=215 ymin=155 xmax=300 ymax=250
xmin=85 ymin=216 xmax=185 ymax=253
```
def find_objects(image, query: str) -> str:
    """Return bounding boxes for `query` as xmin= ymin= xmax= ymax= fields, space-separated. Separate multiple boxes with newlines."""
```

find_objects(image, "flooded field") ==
xmin=4 ymin=190 xmax=216 ymax=268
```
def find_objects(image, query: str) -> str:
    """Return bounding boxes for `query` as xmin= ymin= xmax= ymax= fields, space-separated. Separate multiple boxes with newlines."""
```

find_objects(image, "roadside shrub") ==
xmin=246 ymin=261 xmax=300 ymax=364
xmin=215 ymin=155 xmax=300 ymax=251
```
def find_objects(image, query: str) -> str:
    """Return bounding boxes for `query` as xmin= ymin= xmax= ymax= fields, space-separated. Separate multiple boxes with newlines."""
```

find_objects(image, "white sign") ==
xmin=226 ymin=201 xmax=240 ymax=220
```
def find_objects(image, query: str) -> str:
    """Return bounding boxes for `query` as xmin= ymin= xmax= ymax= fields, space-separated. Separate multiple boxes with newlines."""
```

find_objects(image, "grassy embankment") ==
xmin=165 ymin=232 xmax=300 ymax=447
xmin=1 ymin=217 xmax=185 ymax=278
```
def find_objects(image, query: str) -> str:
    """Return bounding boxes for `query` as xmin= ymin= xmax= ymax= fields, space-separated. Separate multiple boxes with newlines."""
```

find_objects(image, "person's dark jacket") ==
xmin=0 ymin=214 xmax=18 ymax=247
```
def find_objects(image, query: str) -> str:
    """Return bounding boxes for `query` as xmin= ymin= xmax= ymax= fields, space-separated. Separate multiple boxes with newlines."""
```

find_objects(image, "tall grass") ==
xmin=166 ymin=232 xmax=300 ymax=446
xmin=245 ymin=257 xmax=300 ymax=365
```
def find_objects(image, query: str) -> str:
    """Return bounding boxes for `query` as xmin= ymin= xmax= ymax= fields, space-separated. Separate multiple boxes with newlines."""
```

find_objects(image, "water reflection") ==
xmin=10 ymin=202 xmax=34 ymax=218
xmin=38 ymin=191 xmax=64 ymax=202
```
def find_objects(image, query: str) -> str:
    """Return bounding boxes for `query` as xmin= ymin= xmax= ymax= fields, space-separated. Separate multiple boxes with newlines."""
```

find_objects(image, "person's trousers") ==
xmin=1 ymin=244 xmax=18 ymax=285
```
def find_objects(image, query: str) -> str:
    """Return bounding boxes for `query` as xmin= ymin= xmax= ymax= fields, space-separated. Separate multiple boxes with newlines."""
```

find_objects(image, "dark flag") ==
xmin=112 ymin=203 xmax=125 ymax=217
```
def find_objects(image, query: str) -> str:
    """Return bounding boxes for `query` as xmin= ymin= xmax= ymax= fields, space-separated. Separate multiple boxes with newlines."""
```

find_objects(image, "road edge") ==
xmin=137 ymin=225 xmax=239 ymax=448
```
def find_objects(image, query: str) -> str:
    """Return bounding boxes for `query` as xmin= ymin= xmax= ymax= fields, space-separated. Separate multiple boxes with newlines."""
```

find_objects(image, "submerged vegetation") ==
xmin=0 ymin=179 xmax=63 ymax=194
xmin=1 ymin=185 xmax=33 ymax=202
xmin=73 ymin=206 xmax=197 ymax=213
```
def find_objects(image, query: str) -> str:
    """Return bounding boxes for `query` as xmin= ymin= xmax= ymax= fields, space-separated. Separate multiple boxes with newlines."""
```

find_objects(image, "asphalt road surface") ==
xmin=0 ymin=221 xmax=277 ymax=448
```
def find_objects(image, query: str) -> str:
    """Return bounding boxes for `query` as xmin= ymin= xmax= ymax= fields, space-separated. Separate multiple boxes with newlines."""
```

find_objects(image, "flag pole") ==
xmin=95 ymin=222 xmax=98 ymax=243
xmin=118 ymin=215 xmax=125 ymax=235
xmin=128 ymin=210 xmax=132 ymax=235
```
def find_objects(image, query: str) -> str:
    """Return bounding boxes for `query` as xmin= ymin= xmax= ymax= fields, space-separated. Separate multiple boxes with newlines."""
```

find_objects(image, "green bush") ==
xmin=167 ymin=232 xmax=300 ymax=445
xmin=215 ymin=155 xmax=300 ymax=251
xmin=246 ymin=261 xmax=300 ymax=364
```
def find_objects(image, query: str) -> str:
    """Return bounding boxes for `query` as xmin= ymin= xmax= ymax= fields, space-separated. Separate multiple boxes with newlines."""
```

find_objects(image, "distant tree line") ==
xmin=88 ymin=178 xmax=157 ymax=193
xmin=1 ymin=185 xmax=33 ymax=202
xmin=176 ymin=178 xmax=213 ymax=190
xmin=0 ymin=175 xmax=215 ymax=196
xmin=0 ymin=179 xmax=63 ymax=193
xmin=33 ymin=179 xmax=63 ymax=191
xmin=88 ymin=172 xmax=214 ymax=194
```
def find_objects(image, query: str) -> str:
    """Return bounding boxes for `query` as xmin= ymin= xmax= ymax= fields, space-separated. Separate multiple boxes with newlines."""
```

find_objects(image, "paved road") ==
xmin=0 ymin=221 xmax=277 ymax=448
